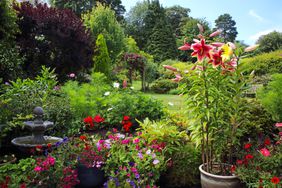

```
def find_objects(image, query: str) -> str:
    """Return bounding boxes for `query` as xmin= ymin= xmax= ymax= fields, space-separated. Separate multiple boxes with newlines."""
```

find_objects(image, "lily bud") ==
xmin=178 ymin=43 xmax=191 ymax=51
xmin=244 ymin=44 xmax=259 ymax=52
xmin=197 ymin=23 xmax=204 ymax=33
xmin=227 ymin=42 xmax=236 ymax=49
xmin=209 ymin=30 xmax=222 ymax=37
xmin=163 ymin=65 xmax=178 ymax=72
xmin=211 ymin=42 xmax=224 ymax=47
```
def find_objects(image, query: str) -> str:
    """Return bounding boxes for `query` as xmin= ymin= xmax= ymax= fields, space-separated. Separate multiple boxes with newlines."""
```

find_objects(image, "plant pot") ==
xmin=76 ymin=164 xmax=106 ymax=188
xmin=199 ymin=164 xmax=242 ymax=188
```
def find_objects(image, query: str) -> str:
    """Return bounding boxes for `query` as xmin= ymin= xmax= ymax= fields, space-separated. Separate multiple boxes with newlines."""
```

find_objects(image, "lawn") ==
xmin=132 ymin=81 xmax=185 ymax=112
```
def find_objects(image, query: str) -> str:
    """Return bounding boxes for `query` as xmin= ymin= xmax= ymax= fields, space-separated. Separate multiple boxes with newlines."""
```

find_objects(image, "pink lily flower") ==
xmin=191 ymin=39 xmax=213 ymax=61
xmin=275 ymin=123 xmax=282 ymax=128
xmin=211 ymin=42 xmax=225 ymax=47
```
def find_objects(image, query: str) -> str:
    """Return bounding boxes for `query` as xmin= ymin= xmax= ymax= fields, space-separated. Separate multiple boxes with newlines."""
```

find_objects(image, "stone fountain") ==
xmin=11 ymin=107 xmax=63 ymax=152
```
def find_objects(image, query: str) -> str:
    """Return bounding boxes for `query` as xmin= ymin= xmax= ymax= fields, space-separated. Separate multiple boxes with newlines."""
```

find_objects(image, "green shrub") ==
xmin=62 ymin=73 xmax=165 ymax=129
xmin=241 ymin=50 xmax=282 ymax=78
xmin=257 ymin=73 xmax=282 ymax=122
xmin=150 ymin=78 xmax=178 ymax=94
xmin=0 ymin=67 xmax=75 ymax=145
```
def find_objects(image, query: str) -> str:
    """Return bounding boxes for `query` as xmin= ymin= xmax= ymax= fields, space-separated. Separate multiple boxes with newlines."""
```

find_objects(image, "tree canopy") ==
xmin=256 ymin=31 xmax=282 ymax=53
xmin=214 ymin=13 xmax=238 ymax=42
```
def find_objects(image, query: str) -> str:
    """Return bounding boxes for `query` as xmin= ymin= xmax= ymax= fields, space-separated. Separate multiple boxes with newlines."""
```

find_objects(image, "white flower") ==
xmin=146 ymin=149 xmax=151 ymax=155
xmin=130 ymin=86 xmax=134 ymax=89
xmin=113 ymin=82 xmax=120 ymax=88
xmin=107 ymin=107 xmax=113 ymax=111
xmin=168 ymin=102 xmax=174 ymax=106
xmin=104 ymin=91 xmax=110 ymax=96
xmin=153 ymin=159 xmax=160 ymax=165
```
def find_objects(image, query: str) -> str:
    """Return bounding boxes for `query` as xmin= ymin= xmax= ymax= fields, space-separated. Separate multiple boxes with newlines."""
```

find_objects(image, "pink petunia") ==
xmin=260 ymin=148 xmax=271 ymax=157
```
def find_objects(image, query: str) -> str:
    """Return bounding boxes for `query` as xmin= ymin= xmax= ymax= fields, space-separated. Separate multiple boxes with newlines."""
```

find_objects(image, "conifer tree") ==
xmin=144 ymin=0 xmax=176 ymax=62
xmin=93 ymin=34 xmax=111 ymax=78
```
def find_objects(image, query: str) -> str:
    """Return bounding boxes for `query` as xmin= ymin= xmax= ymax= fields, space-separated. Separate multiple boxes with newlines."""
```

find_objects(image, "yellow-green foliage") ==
xmin=241 ymin=50 xmax=282 ymax=76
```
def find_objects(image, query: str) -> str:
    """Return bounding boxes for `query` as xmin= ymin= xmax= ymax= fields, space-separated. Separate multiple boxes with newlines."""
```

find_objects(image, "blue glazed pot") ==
xmin=76 ymin=164 xmax=106 ymax=188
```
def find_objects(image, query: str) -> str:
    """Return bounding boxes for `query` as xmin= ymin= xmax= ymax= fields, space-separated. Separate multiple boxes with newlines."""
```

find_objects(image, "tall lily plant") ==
xmin=165 ymin=25 xmax=258 ymax=174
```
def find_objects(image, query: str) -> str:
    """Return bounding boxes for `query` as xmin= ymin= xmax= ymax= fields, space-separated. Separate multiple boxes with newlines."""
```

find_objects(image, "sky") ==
xmin=121 ymin=0 xmax=282 ymax=45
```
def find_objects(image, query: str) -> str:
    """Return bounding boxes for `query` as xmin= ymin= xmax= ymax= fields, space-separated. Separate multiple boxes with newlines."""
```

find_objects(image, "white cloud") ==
xmin=249 ymin=28 xmax=282 ymax=42
xmin=248 ymin=10 xmax=265 ymax=22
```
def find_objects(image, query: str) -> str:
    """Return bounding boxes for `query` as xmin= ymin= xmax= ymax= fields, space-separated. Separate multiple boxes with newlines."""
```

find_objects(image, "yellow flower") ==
xmin=221 ymin=44 xmax=233 ymax=62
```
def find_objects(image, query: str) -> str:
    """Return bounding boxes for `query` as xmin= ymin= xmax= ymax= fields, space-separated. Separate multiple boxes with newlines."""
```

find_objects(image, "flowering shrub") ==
xmin=83 ymin=114 xmax=106 ymax=130
xmin=103 ymin=132 xmax=166 ymax=187
xmin=235 ymin=125 xmax=282 ymax=188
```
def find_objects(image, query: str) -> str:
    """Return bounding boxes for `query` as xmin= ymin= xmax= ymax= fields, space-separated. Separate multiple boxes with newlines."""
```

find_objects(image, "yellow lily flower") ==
xmin=221 ymin=44 xmax=233 ymax=62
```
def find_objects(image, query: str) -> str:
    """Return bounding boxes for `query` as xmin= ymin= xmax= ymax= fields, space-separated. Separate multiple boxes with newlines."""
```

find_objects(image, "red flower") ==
xmin=236 ymin=159 xmax=244 ymax=165
xmin=191 ymin=39 xmax=213 ymax=61
xmin=230 ymin=165 xmax=236 ymax=173
xmin=84 ymin=116 xmax=94 ymax=128
xmin=20 ymin=183 xmax=26 ymax=188
xmin=79 ymin=135 xmax=87 ymax=141
xmin=260 ymin=148 xmax=270 ymax=157
xmin=271 ymin=176 xmax=280 ymax=184
xmin=84 ymin=144 xmax=91 ymax=150
xmin=123 ymin=116 xmax=130 ymax=121
xmin=264 ymin=138 xmax=271 ymax=146
xmin=209 ymin=50 xmax=223 ymax=68
xmin=93 ymin=115 xmax=105 ymax=123
xmin=245 ymin=154 xmax=253 ymax=160
xmin=123 ymin=122 xmax=132 ymax=132
xmin=244 ymin=143 xmax=252 ymax=149
xmin=47 ymin=143 xmax=52 ymax=148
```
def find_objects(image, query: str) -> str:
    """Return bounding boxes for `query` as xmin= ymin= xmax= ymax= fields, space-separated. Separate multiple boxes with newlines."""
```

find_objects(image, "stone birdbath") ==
xmin=11 ymin=107 xmax=63 ymax=152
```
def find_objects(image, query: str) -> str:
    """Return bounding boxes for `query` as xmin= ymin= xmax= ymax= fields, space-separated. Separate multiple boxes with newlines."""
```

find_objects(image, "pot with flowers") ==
xmin=165 ymin=24 xmax=259 ymax=187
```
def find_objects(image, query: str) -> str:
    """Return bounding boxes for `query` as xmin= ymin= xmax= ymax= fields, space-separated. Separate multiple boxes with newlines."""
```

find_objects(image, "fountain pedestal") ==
xmin=11 ymin=107 xmax=63 ymax=153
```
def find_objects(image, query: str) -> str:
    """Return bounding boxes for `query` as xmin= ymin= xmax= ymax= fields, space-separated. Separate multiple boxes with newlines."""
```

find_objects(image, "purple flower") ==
xmin=138 ymin=152 xmax=143 ymax=159
xmin=69 ymin=73 xmax=75 ymax=78
xmin=53 ymin=85 xmax=60 ymax=91
xmin=135 ymin=173 xmax=140 ymax=179
xmin=128 ymin=162 xmax=135 ymax=167
xmin=153 ymin=159 xmax=160 ymax=165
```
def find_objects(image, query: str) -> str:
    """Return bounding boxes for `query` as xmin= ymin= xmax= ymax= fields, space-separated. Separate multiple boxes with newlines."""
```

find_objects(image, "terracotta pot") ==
xmin=199 ymin=164 xmax=243 ymax=188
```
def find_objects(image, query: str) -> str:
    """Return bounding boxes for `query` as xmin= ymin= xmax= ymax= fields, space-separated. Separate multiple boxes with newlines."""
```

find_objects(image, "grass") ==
xmin=131 ymin=81 xmax=185 ymax=113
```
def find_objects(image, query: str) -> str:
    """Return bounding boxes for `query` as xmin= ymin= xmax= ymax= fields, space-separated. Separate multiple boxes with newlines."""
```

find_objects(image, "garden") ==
xmin=0 ymin=0 xmax=282 ymax=188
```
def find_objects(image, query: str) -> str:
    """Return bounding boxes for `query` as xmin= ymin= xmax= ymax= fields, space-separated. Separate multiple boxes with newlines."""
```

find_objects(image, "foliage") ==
xmin=62 ymin=73 xmax=164 ymax=129
xmin=161 ymin=143 xmax=201 ymax=187
xmin=165 ymin=5 xmax=190 ymax=37
xmin=256 ymin=31 xmax=282 ymax=54
xmin=51 ymin=0 xmax=125 ymax=20
xmin=241 ymin=50 xmax=282 ymax=82
xmin=0 ymin=42 xmax=24 ymax=82
xmin=93 ymin=34 xmax=111 ymax=78
xmin=0 ymin=67 xmax=75 ymax=145
xmin=124 ymin=36 xmax=140 ymax=53
xmin=0 ymin=0 xmax=18 ymax=41
xmin=124 ymin=0 xmax=149 ymax=50
xmin=103 ymin=133 xmax=166 ymax=187
xmin=235 ymin=131 xmax=282 ymax=188
xmin=14 ymin=2 xmax=93 ymax=81
xmin=176 ymin=27 xmax=255 ymax=173
xmin=214 ymin=13 xmax=238 ymax=42
xmin=83 ymin=3 xmax=125 ymax=63
xmin=100 ymin=89 xmax=165 ymax=128
xmin=0 ymin=158 xmax=36 ymax=187
xmin=144 ymin=0 xmax=177 ymax=62
xmin=257 ymin=74 xmax=282 ymax=122
xmin=150 ymin=79 xmax=178 ymax=94
xmin=62 ymin=72 xmax=111 ymax=120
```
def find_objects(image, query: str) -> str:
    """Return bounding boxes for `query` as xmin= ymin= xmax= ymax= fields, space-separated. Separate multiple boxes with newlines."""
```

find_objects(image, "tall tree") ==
xmin=93 ymin=34 xmax=111 ymax=78
xmin=51 ymin=0 xmax=125 ymax=20
xmin=144 ymin=0 xmax=176 ymax=62
xmin=256 ymin=31 xmax=282 ymax=53
xmin=124 ymin=0 xmax=149 ymax=50
xmin=165 ymin=5 xmax=190 ymax=37
xmin=83 ymin=3 xmax=125 ymax=63
xmin=14 ymin=2 xmax=93 ymax=81
xmin=214 ymin=13 xmax=238 ymax=42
